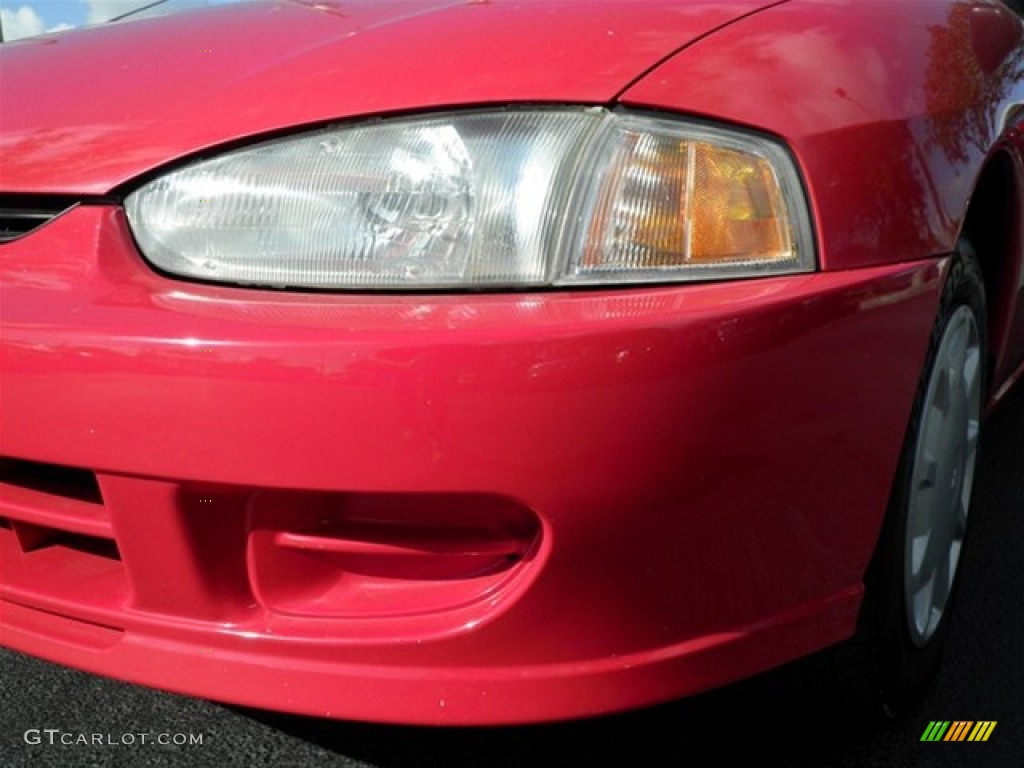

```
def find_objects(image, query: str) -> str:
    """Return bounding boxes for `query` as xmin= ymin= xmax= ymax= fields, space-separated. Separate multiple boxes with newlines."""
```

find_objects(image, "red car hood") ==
xmin=0 ymin=0 xmax=778 ymax=195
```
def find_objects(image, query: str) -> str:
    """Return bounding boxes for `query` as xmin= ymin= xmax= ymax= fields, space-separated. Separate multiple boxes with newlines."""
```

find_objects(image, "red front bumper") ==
xmin=0 ymin=205 xmax=942 ymax=724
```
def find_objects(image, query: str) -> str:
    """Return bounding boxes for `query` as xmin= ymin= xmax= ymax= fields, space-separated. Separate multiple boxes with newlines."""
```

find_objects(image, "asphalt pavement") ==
xmin=1 ymin=383 xmax=1021 ymax=768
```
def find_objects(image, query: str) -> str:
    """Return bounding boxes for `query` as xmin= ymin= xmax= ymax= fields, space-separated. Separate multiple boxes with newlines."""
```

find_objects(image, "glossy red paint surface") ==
xmin=622 ymin=0 xmax=1024 ymax=271
xmin=622 ymin=0 xmax=1024 ymax=384
xmin=1 ymin=0 xmax=1023 ymax=724
xmin=2 ymin=206 xmax=943 ymax=723
xmin=0 ymin=0 xmax=778 ymax=195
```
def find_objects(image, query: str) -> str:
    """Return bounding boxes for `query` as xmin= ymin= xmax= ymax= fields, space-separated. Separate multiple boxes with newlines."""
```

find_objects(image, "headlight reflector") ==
xmin=126 ymin=109 xmax=813 ymax=290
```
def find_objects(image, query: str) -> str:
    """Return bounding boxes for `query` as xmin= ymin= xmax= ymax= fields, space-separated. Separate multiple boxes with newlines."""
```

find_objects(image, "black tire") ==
xmin=792 ymin=239 xmax=988 ymax=716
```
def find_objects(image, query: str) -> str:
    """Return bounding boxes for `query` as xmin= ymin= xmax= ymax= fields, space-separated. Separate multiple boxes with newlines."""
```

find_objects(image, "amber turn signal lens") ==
xmin=566 ymin=115 xmax=812 ymax=284
xmin=688 ymin=143 xmax=791 ymax=263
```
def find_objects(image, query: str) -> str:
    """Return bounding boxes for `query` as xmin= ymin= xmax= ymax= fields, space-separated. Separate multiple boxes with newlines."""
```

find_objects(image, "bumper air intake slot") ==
xmin=0 ymin=457 xmax=126 ymax=624
xmin=247 ymin=491 xmax=542 ymax=619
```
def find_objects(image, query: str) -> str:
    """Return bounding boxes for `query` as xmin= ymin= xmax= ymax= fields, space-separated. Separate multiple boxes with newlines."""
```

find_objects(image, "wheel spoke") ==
xmin=966 ymin=417 xmax=980 ymax=452
xmin=918 ymin=414 xmax=945 ymax=468
xmin=911 ymin=461 xmax=939 ymax=504
xmin=909 ymin=529 xmax=931 ymax=578
xmin=902 ymin=303 xmax=981 ymax=647
xmin=920 ymin=528 xmax=946 ymax=586
xmin=910 ymin=571 xmax=934 ymax=637
xmin=963 ymin=346 xmax=981 ymax=396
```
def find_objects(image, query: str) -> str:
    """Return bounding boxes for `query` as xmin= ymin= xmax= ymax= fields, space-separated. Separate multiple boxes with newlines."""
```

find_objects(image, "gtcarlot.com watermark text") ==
xmin=25 ymin=729 xmax=204 ymax=747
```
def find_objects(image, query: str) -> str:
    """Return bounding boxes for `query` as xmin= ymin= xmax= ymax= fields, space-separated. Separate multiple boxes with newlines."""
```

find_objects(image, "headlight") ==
xmin=125 ymin=109 xmax=814 ymax=290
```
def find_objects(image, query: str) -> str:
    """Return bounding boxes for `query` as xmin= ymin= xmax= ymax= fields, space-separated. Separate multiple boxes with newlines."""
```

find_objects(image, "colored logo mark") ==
xmin=921 ymin=721 xmax=997 ymax=742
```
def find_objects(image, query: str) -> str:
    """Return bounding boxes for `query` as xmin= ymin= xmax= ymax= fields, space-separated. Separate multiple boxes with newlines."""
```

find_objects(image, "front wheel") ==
xmin=865 ymin=239 xmax=987 ymax=711
xmin=796 ymin=240 xmax=987 ymax=715
xmin=902 ymin=302 xmax=982 ymax=649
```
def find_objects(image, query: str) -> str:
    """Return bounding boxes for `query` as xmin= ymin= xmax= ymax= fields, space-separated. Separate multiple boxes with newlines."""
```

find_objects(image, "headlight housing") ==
xmin=125 ymin=109 xmax=814 ymax=290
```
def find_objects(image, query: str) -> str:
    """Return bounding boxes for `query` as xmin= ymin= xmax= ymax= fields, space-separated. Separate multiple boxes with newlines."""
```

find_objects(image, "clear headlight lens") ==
xmin=125 ymin=109 xmax=814 ymax=290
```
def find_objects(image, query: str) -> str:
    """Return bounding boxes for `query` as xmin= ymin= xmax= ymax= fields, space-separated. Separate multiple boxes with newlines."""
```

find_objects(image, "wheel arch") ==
xmin=959 ymin=147 xmax=1023 ymax=400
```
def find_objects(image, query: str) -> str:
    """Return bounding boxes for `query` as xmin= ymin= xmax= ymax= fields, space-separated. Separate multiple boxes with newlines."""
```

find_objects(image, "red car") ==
xmin=1 ymin=0 xmax=1022 ymax=725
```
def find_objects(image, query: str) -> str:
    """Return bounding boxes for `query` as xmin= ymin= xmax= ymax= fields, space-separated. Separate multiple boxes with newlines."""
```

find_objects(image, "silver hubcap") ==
xmin=904 ymin=305 xmax=981 ymax=647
